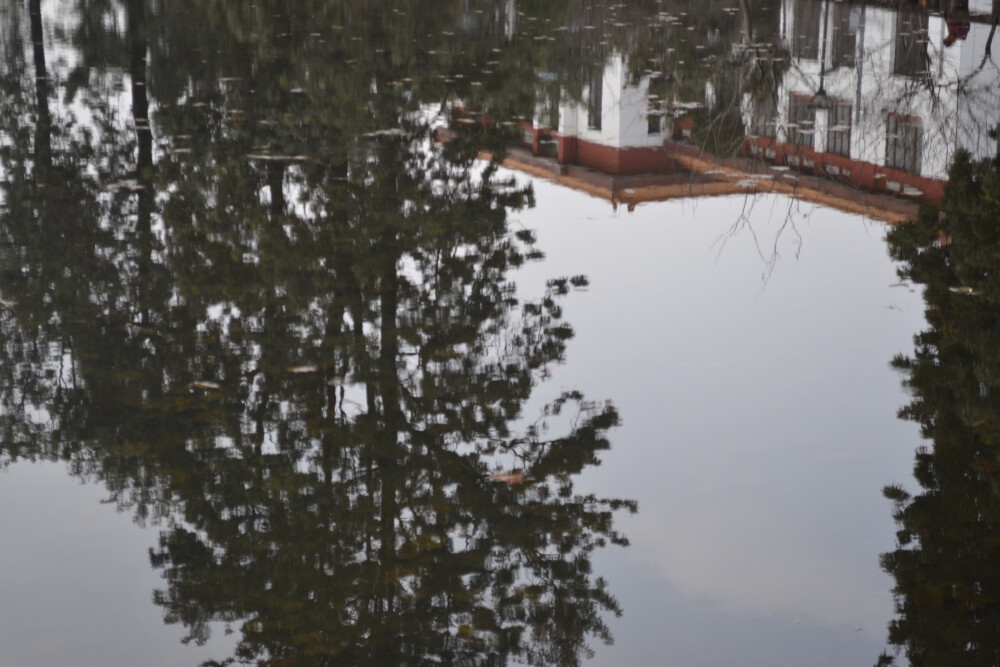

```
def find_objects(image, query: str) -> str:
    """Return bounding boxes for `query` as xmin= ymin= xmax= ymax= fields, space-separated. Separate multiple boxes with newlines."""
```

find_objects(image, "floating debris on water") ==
xmin=488 ymin=471 xmax=531 ymax=485
xmin=192 ymin=381 xmax=221 ymax=390
xmin=362 ymin=128 xmax=409 ymax=138
xmin=103 ymin=179 xmax=146 ymax=192
xmin=246 ymin=154 xmax=310 ymax=162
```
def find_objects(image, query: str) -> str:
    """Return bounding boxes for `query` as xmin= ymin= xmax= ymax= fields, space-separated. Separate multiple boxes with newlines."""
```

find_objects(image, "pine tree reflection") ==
xmin=0 ymin=2 xmax=632 ymax=665
xmin=879 ymin=149 xmax=1000 ymax=666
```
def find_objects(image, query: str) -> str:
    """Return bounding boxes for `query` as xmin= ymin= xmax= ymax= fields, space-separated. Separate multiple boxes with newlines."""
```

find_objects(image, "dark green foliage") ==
xmin=0 ymin=2 xmax=636 ymax=665
xmin=878 ymin=149 xmax=1000 ymax=666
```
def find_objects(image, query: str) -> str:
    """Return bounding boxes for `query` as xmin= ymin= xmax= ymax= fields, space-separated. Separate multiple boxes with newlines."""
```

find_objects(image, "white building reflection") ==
xmin=745 ymin=0 xmax=1000 ymax=201
xmin=499 ymin=0 xmax=999 ymax=215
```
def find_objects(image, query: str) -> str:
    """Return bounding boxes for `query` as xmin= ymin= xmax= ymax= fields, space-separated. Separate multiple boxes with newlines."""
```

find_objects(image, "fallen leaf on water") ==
xmin=246 ymin=154 xmax=310 ymax=162
xmin=192 ymin=381 xmax=221 ymax=390
xmin=103 ymin=179 xmax=146 ymax=192
xmin=488 ymin=472 xmax=530 ymax=485
xmin=362 ymin=128 xmax=409 ymax=138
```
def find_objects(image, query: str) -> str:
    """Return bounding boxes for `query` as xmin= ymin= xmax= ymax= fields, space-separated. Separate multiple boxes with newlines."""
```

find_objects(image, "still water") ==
xmin=1 ymin=0 xmax=999 ymax=665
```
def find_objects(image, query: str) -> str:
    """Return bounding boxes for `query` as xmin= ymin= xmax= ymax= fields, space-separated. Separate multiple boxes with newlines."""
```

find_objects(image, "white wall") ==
xmin=558 ymin=54 xmax=666 ymax=149
xmin=760 ymin=0 xmax=999 ymax=180
xmin=956 ymin=19 xmax=1000 ymax=162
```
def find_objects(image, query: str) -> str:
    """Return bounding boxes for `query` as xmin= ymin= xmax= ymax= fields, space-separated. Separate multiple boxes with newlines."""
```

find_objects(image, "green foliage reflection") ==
xmin=879 ymin=148 xmax=1000 ymax=666
xmin=0 ymin=1 xmax=635 ymax=665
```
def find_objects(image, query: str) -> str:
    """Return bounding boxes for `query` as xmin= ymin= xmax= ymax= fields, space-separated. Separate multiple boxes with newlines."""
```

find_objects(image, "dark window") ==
xmin=893 ymin=10 xmax=930 ymax=77
xmin=648 ymin=113 xmax=662 ymax=135
xmin=750 ymin=94 xmax=778 ymax=138
xmin=826 ymin=101 xmax=852 ymax=157
xmin=792 ymin=1 xmax=856 ymax=68
xmin=829 ymin=2 xmax=856 ymax=69
xmin=791 ymin=0 xmax=822 ymax=60
xmin=886 ymin=113 xmax=923 ymax=173
xmin=587 ymin=69 xmax=603 ymax=130
xmin=544 ymin=87 xmax=560 ymax=131
xmin=788 ymin=93 xmax=816 ymax=148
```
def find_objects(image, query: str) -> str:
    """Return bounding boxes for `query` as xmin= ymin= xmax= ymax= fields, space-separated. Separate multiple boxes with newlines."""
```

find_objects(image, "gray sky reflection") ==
xmin=511 ymin=178 xmax=926 ymax=665
xmin=0 ymin=462 xmax=236 ymax=667
xmin=0 ymin=180 xmax=925 ymax=667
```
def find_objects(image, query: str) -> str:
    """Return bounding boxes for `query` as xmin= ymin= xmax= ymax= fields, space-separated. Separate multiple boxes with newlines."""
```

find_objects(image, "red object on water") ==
xmin=488 ymin=472 xmax=530 ymax=484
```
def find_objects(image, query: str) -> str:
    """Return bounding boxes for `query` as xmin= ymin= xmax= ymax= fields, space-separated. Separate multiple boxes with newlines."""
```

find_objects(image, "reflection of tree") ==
xmin=0 ymin=1 xmax=633 ymax=665
xmin=877 ymin=150 xmax=1000 ymax=666
xmin=142 ymin=120 xmax=630 ymax=667
xmin=532 ymin=0 xmax=786 ymax=159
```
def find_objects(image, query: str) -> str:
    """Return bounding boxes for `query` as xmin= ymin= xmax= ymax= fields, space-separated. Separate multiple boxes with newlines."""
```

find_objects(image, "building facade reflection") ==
xmin=746 ymin=0 xmax=1000 ymax=205
xmin=483 ymin=0 xmax=999 ymax=219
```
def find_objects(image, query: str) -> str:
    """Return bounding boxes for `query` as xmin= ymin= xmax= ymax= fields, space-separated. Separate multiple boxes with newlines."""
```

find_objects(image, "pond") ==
xmin=1 ymin=1 xmax=999 ymax=666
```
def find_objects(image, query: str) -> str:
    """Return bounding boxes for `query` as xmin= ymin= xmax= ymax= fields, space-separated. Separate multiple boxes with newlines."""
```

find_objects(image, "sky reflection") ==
xmin=513 ymin=182 xmax=925 ymax=665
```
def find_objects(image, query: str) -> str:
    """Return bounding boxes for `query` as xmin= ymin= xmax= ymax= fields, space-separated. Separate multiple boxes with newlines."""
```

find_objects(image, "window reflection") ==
xmin=893 ymin=9 xmax=930 ymax=78
xmin=788 ymin=93 xmax=816 ymax=148
xmin=587 ymin=68 xmax=603 ymax=130
xmin=826 ymin=100 xmax=852 ymax=158
xmin=791 ymin=0 xmax=823 ymax=60
xmin=750 ymin=94 xmax=779 ymax=139
xmin=885 ymin=113 xmax=923 ymax=173
xmin=828 ymin=2 xmax=856 ymax=69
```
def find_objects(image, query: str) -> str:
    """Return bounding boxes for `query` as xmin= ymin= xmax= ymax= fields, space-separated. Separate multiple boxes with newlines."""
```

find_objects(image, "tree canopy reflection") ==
xmin=878 ymin=148 xmax=1000 ymax=666
xmin=0 ymin=1 xmax=634 ymax=664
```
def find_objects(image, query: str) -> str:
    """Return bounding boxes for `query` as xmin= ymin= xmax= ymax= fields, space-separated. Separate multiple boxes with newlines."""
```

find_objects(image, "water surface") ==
xmin=2 ymin=0 xmax=999 ymax=665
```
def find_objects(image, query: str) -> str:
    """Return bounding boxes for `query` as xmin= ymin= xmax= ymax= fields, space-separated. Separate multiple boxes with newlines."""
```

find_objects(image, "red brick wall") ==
xmin=555 ymin=136 xmax=673 ymax=174
xmin=743 ymin=136 xmax=945 ymax=205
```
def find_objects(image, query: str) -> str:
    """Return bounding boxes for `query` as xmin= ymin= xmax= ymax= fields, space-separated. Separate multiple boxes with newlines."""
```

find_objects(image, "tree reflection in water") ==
xmin=0 ymin=1 xmax=634 ymax=664
xmin=8 ymin=0 xmax=995 ymax=663
xmin=879 ymin=149 xmax=1000 ymax=666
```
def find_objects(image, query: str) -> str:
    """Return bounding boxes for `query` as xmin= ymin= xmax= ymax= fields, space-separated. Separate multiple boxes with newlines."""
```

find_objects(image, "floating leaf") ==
xmin=192 ymin=381 xmax=221 ymax=390
xmin=362 ymin=128 xmax=409 ymax=138
xmin=488 ymin=472 xmax=530 ymax=485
